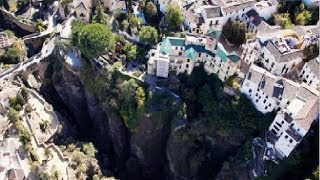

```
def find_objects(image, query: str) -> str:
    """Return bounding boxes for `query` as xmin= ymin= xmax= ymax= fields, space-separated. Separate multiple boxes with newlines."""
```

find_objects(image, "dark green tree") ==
xmin=222 ymin=19 xmax=246 ymax=45
xmin=139 ymin=25 xmax=158 ymax=45
xmin=93 ymin=2 xmax=110 ymax=25
xmin=73 ymin=23 xmax=115 ymax=58
xmin=166 ymin=2 xmax=184 ymax=30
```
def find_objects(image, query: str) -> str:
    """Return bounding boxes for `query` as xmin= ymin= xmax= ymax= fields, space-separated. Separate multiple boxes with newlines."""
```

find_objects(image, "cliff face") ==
xmin=50 ymin=61 xmax=175 ymax=179
xmin=46 ymin=57 xmax=259 ymax=180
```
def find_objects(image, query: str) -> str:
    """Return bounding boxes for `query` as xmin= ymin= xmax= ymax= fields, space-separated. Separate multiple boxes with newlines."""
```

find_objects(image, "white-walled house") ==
xmin=253 ymin=0 xmax=278 ymax=20
xmin=147 ymin=34 xmax=240 ymax=81
xmin=242 ymin=9 xmax=262 ymax=33
xmin=73 ymin=0 xmax=93 ymax=22
xmin=268 ymin=84 xmax=319 ymax=158
xmin=183 ymin=0 xmax=256 ymax=34
xmin=260 ymin=39 xmax=304 ymax=75
xmin=299 ymin=57 xmax=320 ymax=89
xmin=241 ymin=64 xmax=302 ymax=114
xmin=241 ymin=64 xmax=320 ymax=159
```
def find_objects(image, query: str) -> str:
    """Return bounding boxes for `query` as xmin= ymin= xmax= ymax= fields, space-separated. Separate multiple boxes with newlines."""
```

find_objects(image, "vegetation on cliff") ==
xmin=167 ymin=64 xmax=275 ymax=179
xmin=80 ymin=62 xmax=147 ymax=131
xmin=71 ymin=22 xmax=115 ymax=59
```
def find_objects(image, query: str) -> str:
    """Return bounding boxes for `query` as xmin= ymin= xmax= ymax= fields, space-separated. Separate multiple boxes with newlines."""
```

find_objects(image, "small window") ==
xmin=263 ymin=99 xmax=266 ymax=103
xmin=285 ymin=135 xmax=288 ymax=139
xmin=187 ymin=59 xmax=190 ymax=62
xmin=256 ymin=93 xmax=258 ymax=96
xmin=265 ymin=106 xmax=267 ymax=110
xmin=186 ymin=64 xmax=189 ymax=68
xmin=289 ymin=139 xmax=293 ymax=143
xmin=249 ymin=89 xmax=252 ymax=93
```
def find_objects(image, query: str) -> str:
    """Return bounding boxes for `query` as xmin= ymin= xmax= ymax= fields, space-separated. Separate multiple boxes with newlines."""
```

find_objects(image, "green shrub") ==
xmin=25 ymin=104 xmax=33 ymax=113
xmin=16 ymin=94 xmax=26 ymax=106
xmin=14 ymin=104 xmax=22 ymax=111
xmin=9 ymin=97 xmax=17 ymax=108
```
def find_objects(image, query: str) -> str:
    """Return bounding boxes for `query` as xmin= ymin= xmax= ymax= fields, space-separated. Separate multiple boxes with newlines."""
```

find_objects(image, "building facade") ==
xmin=147 ymin=34 xmax=240 ymax=81
xmin=299 ymin=57 xmax=320 ymax=89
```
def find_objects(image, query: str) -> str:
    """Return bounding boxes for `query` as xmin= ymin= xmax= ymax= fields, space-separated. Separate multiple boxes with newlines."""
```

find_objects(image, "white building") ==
xmin=299 ymin=57 xmax=320 ymax=89
xmin=242 ymin=9 xmax=262 ymax=33
xmin=147 ymin=34 xmax=240 ymax=81
xmin=241 ymin=64 xmax=301 ymax=114
xmin=241 ymin=64 xmax=320 ymax=159
xmin=73 ymin=0 xmax=93 ymax=22
xmin=268 ymin=84 xmax=319 ymax=158
xmin=253 ymin=0 xmax=278 ymax=20
xmin=183 ymin=0 xmax=255 ymax=34
xmin=259 ymin=38 xmax=304 ymax=75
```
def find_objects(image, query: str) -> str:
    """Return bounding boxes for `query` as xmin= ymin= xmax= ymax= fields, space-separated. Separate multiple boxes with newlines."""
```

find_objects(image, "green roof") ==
xmin=216 ymin=43 xmax=228 ymax=62
xmin=184 ymin=47 xmax=197 ymax=60
xmin=160 ymin=37 xmax=185 ymax=54
xmin=207 ymin=28 xmax=221 ymax=40
xmin=228 ymin=51 xmax=240 ymax=62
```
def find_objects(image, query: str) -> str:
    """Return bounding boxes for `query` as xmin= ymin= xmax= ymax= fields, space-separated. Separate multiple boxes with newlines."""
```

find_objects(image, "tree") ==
xmin=21 ymin=87 xmax=29 ymax=100
xmin=8 ymin=108 xmax=20 ymax=124
xmin=139 ymin=26 xmax=158 ymax=45
xmin=43 ymin=147 xmax=52 ymax=160
xmin=3 ymin=42 xmax=24 ymax=64
xmin=222 ymin=19 xmax=246 ymax=45
xmin=274 ymin=13 xmax=293 ymax=29
xmin=129 ymin=14 xmax=139 ymax=29
xmin=19 ymin=128 xmax=32 ymax=145
xmin=36 ymin=19 xmax=47 ymax=32
xmin=294 ymin=3 xmax=312 ymax=25
xmin=93 ymin=2 xmax=110 ymax=25
xmin=135 ymin=87 xmax=146 ymax=110
xmin=51 ymin=169 xmax=61 ymax=180
xmin=166 ymin=2 xmax=184 ymax=30
xmin=39 ymin=120 xmax=50 ymax=132
xmin=121 ymin=20 xmax=129 ymax=31
xmin=82 ymin=143 xmax=97 ymax=158
xmin=39 ymin=172 xmax=50 ymax=180
xmin=74 ymin=23 xmax=115 ymax=58
xmin=123 ymin=42 xmax=137 ymax=60
xmin=144 ymin=1 xmax=157 ymax=22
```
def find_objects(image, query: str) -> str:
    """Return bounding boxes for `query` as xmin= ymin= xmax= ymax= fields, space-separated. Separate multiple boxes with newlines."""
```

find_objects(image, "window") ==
xmin=176 ymin=47 xmax=178 ymax=50
xmin=263 ymin=99 xmax=266 ymax=103
xmin=187 ymin=59 xmax=190 ymax=62
xmin=285 ymin=135 xmax=288 ymax=139
xmin=249 ymin=89 xmax=252 ymax=93
xmin=179 ymin=52 xmax=182 ymax=55
xmin=199 ymin=53 xmax=201 ymax=57
xmin=268 ymin=103 xmax=271 ymax=107
xmin=265 ymin=106 xmax=267 ymax=110
xmin=255 ymin=93 xmax=258 ymax=96
xmin=186 ymin=64 xmax=189 ymax=68
xmin=271 ymin=129 xmax=277 ymax=135
xmin=256 ymin=99 xmax=259 ymax=103
xmin=289 ymin=139 xmax=293 ymax=143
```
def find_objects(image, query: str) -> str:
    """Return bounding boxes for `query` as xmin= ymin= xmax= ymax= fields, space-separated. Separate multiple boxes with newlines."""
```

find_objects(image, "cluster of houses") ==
xmin=146 ymin=0 xmax=319 ymax=161
xmin=52 ymin=0 xmax=320 ymax=161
